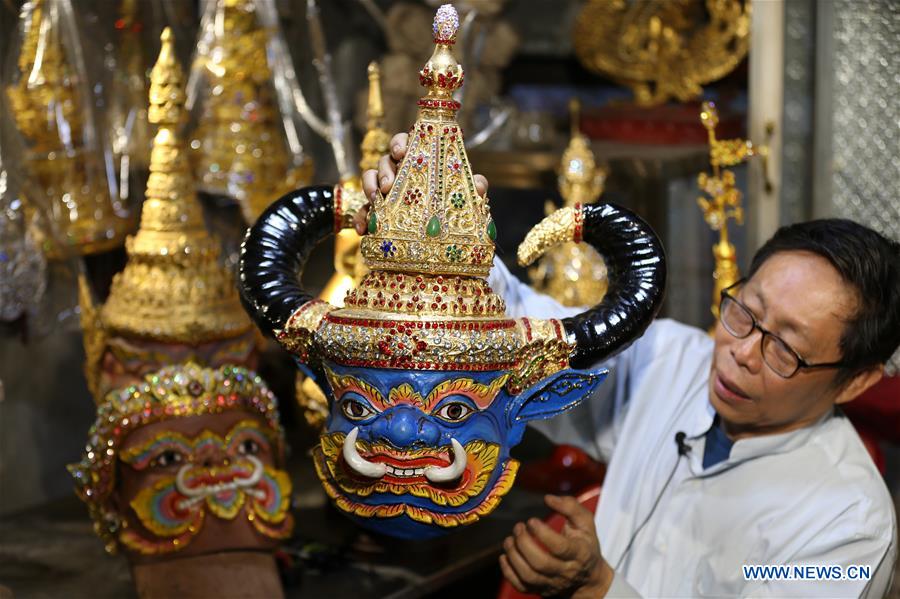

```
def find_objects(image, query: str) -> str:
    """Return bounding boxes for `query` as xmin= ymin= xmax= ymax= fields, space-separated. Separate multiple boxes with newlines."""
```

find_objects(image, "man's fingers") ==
xmin=377 ymin=154 xmax=396 ymax=194
xmin=362 ymin=169 xmax=379 ymax=202
xmin=526 ymin=517 xmax=576 ymax=560
xmin=390 ymin=133 xmax=409 ymax=161
xmin=353 ymin=204 xmax=370 ymax=235
xmin=473 ymin=174 xmax=488 ymax=197
xmin=499 ymin=554 xmax=527 ymax=593
xmin=513 ymin=523 xmax=569 ymax=576
xmin=546 ymin=494 xmax=596 ymax=532
xmin=504 ymin=535 xmax=553 ymax=589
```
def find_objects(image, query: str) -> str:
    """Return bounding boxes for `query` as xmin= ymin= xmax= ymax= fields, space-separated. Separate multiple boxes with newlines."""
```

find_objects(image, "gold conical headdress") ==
xmin=5 ymin=0 xmax=134 ymax=257
xmin=527 ymin=100 xmax=608 ymax=307
xmin=360 ymin=5 xmax=496 ymax=277
xmin=100 ymin=28 xmax=251 ymax=343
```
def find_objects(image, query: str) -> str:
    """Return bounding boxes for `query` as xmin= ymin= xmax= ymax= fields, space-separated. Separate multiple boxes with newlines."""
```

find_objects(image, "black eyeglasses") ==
xmin=719 ymin=280 xmax=846 ymax=378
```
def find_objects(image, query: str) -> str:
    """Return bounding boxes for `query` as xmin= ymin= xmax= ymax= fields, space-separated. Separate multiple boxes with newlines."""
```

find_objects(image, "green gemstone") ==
xmin=426 ymin=215 xmax=441 ymax=237
xmin=487 ymin=219 xmax=497 ymax=241
xmin=367 ymin=211 xmax=377 ymax=234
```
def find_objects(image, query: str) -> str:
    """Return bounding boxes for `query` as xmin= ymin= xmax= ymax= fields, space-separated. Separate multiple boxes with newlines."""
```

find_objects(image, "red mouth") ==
xmin=714 ymin=371 xmax=752 ymax=404
xmin=341 ymin=451 xmax=470 ymax=486
xmin=186 ymin=468 xmax=253 ymax=487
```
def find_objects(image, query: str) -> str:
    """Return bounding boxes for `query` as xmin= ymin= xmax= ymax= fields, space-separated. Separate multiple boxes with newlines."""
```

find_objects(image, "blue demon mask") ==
xmin=311 ymin=362 xmax=606 ymax=538
xmin=239 ymin=0 xmax=664 ymax=543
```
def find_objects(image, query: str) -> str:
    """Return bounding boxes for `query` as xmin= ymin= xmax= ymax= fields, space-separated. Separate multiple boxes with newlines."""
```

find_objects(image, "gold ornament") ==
xmin=697 ymin=100 xmax=765 ymax=321
xmin=280 ymin=5 xmax=573 ymax=395
xmin=359 ymin=62 xmax=392 ymax=174
xmin=526 ymin=100 xmax=608 ymax=307
xmin=99 ymin=28 xmax=251 ymax=345
xmin=326 ymin=61 xmax=391 ymax=304
xmin=573 ymin=0 xmax=751 ymax=106
xmin=190 ymin=0 xmax=313 ymax=223
xmin=5 ymin=0 xmax=134 ymax=257
xmin=297 ymin=61 xmax=391 ymax=429
xmin=68 ymin=363 xmax=283 ymax=554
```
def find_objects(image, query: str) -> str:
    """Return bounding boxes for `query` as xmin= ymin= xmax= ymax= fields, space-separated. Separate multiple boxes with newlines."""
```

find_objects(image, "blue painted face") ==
xmin=310 ymin=361 xmax=607 ymax=538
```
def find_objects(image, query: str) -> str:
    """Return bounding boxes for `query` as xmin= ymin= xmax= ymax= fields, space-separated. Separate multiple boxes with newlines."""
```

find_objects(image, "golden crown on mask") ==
xmin=80 ymin=28 xmax=253 ymax=397
xmin=279 ymin=5 xmax=572 ymax=395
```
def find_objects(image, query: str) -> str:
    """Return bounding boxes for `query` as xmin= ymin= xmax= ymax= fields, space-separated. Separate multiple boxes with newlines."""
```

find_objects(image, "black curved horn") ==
xmin=238 ymin=185 xmax=334 ymax=337
xmin=562 ymin=203 xmax=666 ymax=369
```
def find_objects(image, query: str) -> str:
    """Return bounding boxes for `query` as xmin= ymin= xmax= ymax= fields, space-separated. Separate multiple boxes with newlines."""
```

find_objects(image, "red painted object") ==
xmin=843 ymin=376 xmax=900 ymax=474
xmin=496 ymin=486 xmax=602 ymax=599
xmin=516 ymin=445 xmax=606 ymax=496
xmin=581 ymin=102 xmax=745 ymax=145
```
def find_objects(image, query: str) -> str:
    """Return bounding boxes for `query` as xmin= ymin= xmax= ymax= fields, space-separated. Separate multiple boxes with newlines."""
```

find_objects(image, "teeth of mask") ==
xmin=385 ymin=465 xmax=425 ymax=477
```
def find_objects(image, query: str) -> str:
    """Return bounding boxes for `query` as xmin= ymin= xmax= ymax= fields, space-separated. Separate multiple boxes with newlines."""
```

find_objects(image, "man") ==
xmin=363 ymin=134 xmax=899 ymax=597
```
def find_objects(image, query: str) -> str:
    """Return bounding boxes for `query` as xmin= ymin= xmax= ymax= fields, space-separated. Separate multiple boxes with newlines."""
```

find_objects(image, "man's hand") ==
xmin=499 ymin=494 xmax=614 ymax=598
xmin=355 ymin=132 xmax=489 ymax=235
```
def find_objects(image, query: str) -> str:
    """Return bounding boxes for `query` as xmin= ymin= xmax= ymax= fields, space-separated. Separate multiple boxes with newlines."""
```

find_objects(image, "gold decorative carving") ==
xmin=5 ymin=0 xmax=134 ymax=257
xmin=697 ymin=101 xmax=766 ymax=320
xmin=573 ymin=0 xmax=751 ymax=106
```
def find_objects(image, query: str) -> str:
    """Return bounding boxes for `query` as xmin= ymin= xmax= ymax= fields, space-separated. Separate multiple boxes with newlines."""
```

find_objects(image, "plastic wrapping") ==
xmin=2 ymin=0 xmax=136 ymax=258
xmin=186 ymin=0 xmax=314 ymax=223
xmin=100 ymin=0 xmax=154 ymax=208
xmin=0 ymin=125 xmax=46 ymax=323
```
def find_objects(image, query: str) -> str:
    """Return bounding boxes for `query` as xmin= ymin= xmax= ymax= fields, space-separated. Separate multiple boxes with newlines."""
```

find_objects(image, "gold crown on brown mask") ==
xmin=100 ymin=28 xmax=251 ymax=344
xmin=527 ymin=100 xmax=608 ymax=307
xmin=5 ymin=0 xmax=134 ymax=257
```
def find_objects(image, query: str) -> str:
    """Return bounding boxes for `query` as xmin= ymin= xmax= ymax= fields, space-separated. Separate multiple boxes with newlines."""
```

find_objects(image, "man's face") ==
xmin=709 ymin=251 xmax=858 ymax=438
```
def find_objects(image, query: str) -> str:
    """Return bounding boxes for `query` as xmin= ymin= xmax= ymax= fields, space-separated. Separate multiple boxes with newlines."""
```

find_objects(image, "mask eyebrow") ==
xmin=120 ymin=432 xmax=192 ymax=469
xmin=423 ymin=374 xmax=509 ymax=411
xmin=324 ymin=367 xmax=389 ymax=411
xmin=225 ymin=420 xmax=274 ymax=453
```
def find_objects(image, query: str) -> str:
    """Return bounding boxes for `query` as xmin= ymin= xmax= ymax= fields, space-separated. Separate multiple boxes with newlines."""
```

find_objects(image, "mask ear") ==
xmin=507 ymin=368 xmax=608 ymax=427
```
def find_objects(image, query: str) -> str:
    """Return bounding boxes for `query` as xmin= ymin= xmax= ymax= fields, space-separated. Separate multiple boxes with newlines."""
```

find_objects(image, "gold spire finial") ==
xmin=558 ymin=98 xmax=605 ymax=208
xmin=521 ymin=97 xmax=608 ymax=307
xmin=359 ymin=61 xmax=390 ymax=173
xmin=569 ymin=98 xmax=580 ymax=137
xmin=419 ymin=4 xmax=463 ymax=103
xmin=361 ymin=4 xmax=495 ymax=277
xmin=99 ymin=28 xmax=250 ymax=343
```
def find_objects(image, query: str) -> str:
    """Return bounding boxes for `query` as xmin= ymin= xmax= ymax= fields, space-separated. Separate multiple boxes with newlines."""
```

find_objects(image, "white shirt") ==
xmin=490 ymin=260 xmax=897 ymax=598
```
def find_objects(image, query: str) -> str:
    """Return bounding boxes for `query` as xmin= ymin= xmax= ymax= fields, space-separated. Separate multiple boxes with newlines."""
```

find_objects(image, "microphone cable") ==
xmin=614 ymin=432 xmax=691 ymax=571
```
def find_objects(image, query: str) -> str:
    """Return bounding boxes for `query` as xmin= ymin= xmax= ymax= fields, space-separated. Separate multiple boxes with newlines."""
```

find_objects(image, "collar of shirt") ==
xmin=682 ymin=401 xmax=836 ymax=477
